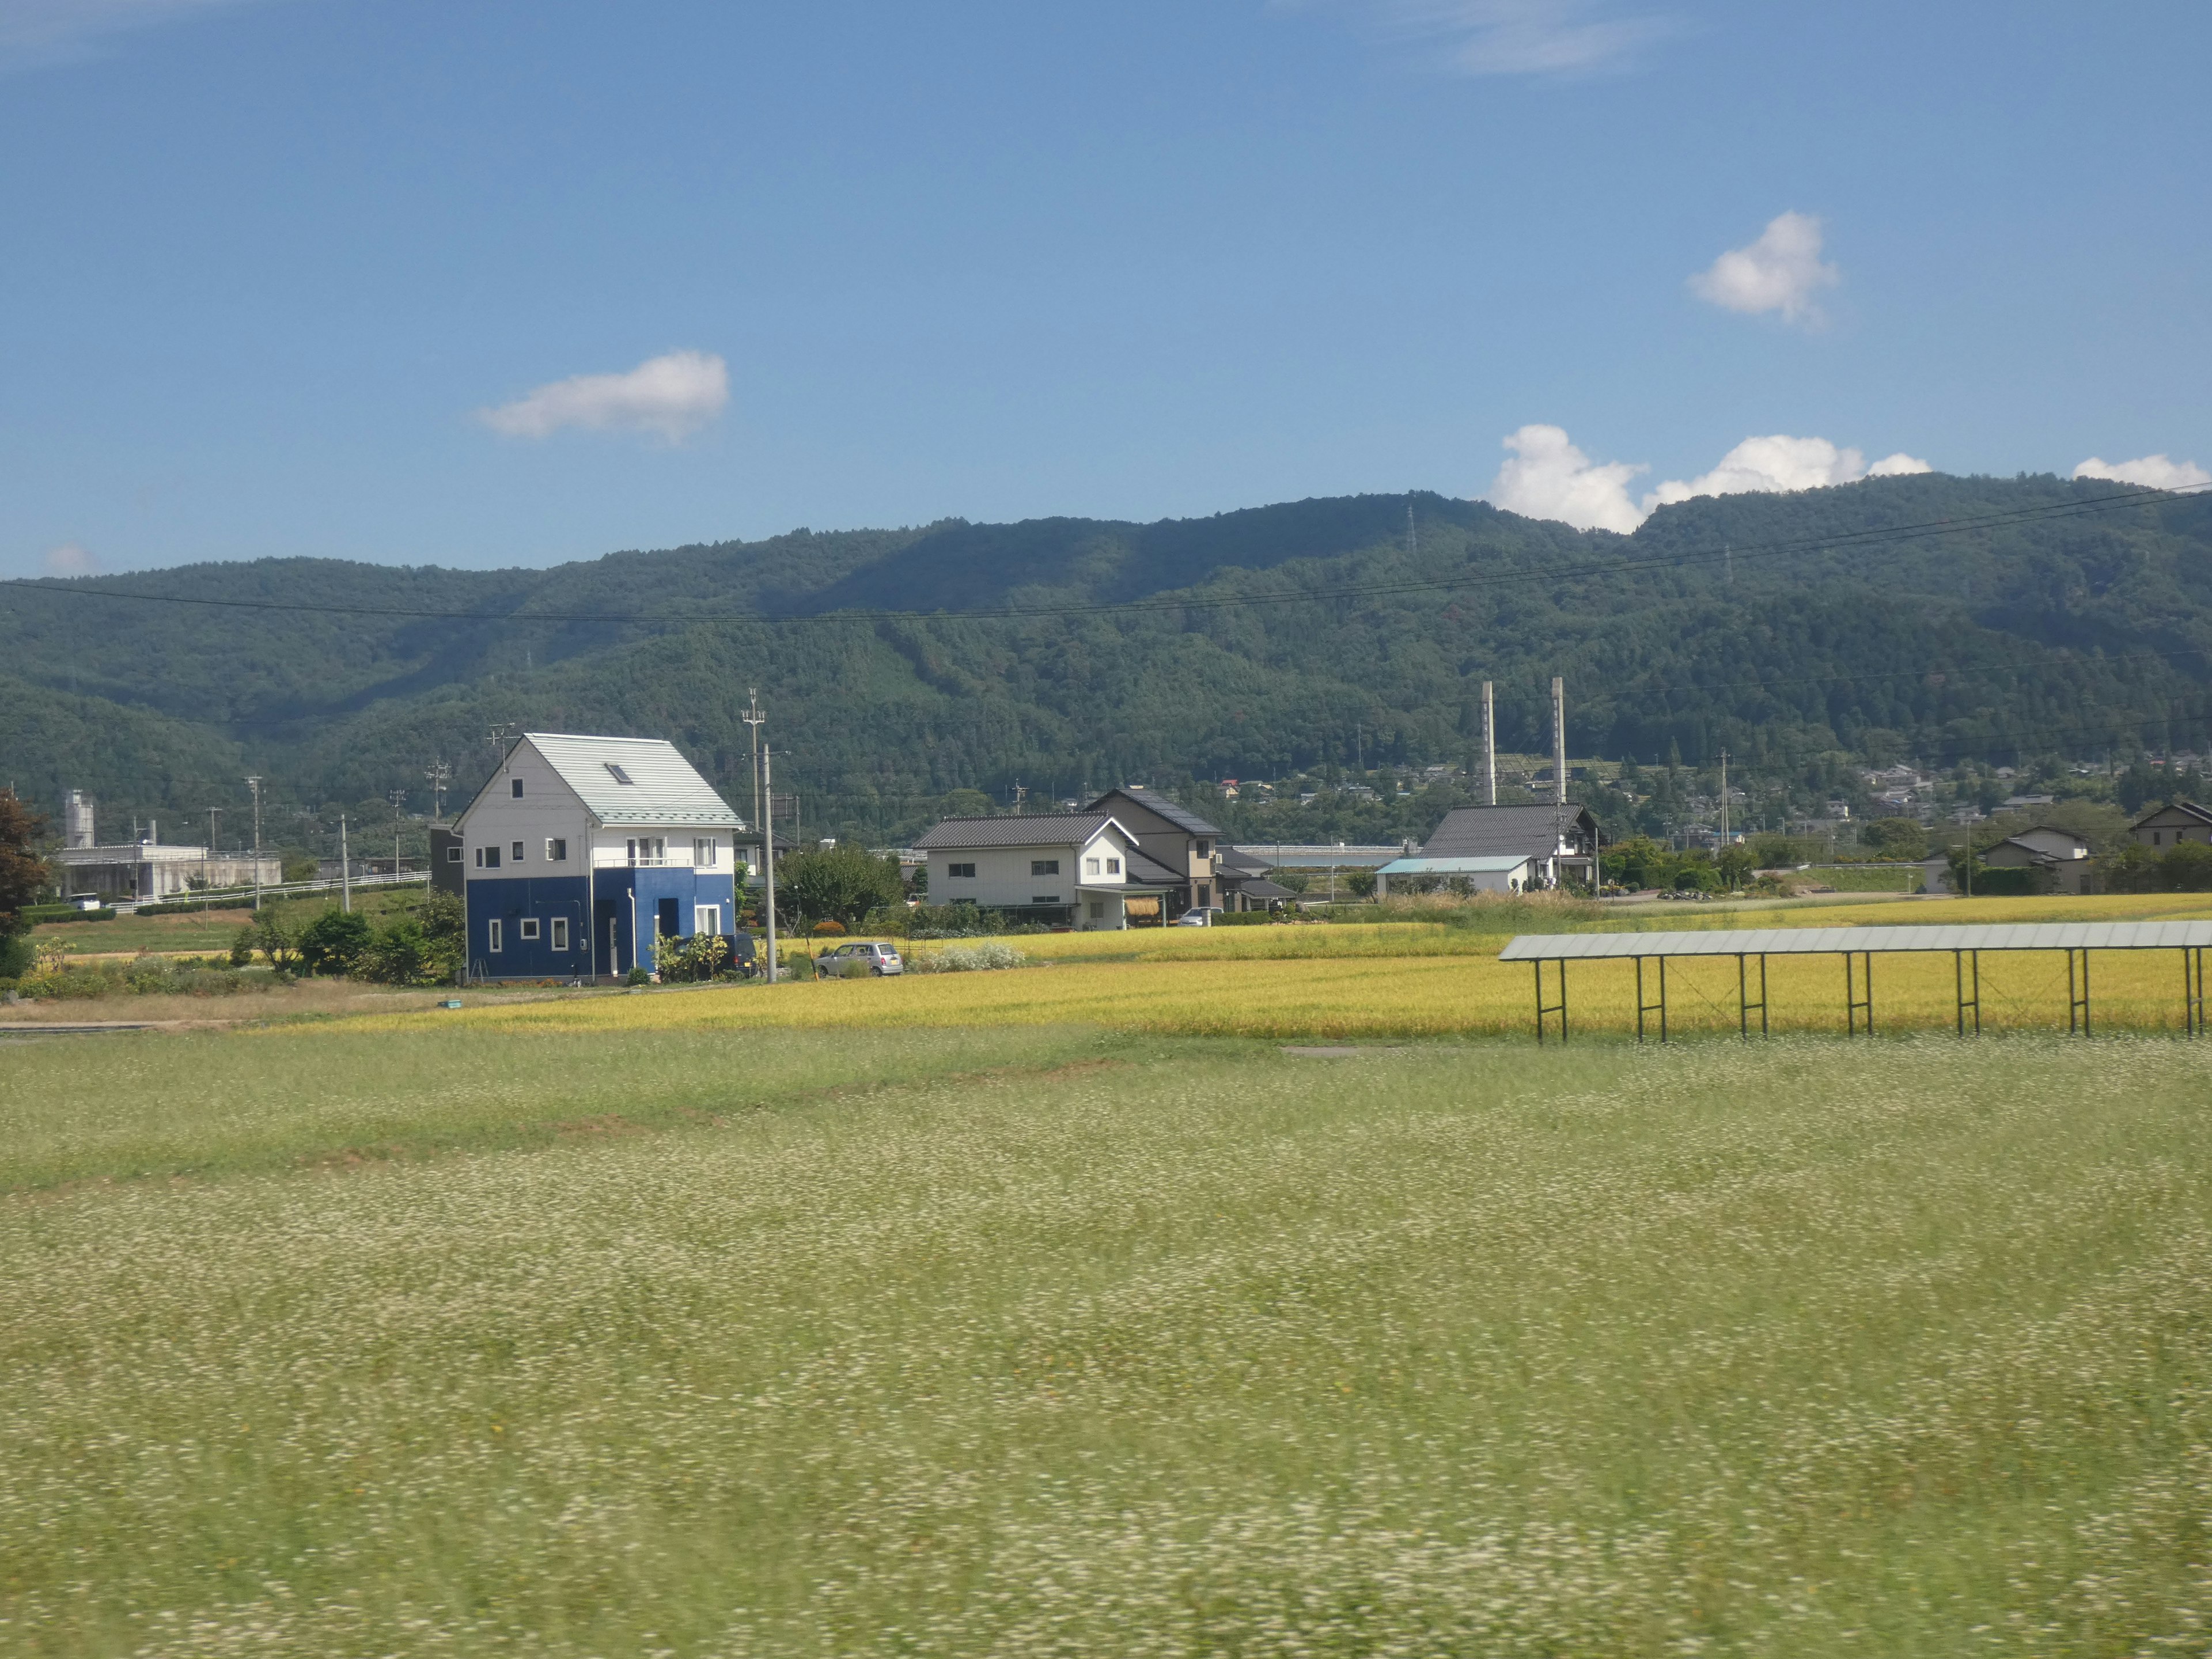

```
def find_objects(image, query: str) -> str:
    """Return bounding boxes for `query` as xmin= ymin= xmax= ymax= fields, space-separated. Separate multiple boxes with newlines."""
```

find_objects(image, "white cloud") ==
xmin=2073 ymin=453 xmax=2211 ymax=491
xmin=1866 ymin=451 xmax=1934 ymax=477
xmin=0 ymin=0 xmax=264 ymax=70
xmin=478 ymin=350 xmax=729 ymax=442
xmin=1689 ymin=211 xmax=1839 ymax=325
xmin=1296 ymin=1 xmax=1675 ymax=78
xmin=1485 ymin=427 xmax=1936 ymax=531
xmin=42 ymin=542 xmax=100 ymax=576
xmin=1487 ymin=424 xmax=1649 ymax=533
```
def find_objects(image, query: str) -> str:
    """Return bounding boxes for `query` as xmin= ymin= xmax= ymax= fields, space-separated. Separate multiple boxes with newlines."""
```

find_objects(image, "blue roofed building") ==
xmin=452 ymin=732 xmax=744 ymax=982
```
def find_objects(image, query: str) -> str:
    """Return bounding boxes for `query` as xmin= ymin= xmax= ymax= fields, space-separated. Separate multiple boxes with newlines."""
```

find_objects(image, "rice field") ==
xmin=6 ymin=1026 xmax=2212 ymax=1654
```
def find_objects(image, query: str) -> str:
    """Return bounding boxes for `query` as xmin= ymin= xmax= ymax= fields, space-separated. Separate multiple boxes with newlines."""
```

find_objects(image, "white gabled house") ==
xmin=912 ymin=813 xmax=1177 ymax=929
xmin=453 ymin=732 xmax=743 ymax=980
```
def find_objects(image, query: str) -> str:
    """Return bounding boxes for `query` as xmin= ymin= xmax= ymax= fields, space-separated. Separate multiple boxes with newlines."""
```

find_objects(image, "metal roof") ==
xmin=914 ymin=813 xmax=1125 ymax=850
xmin=1231 ymin=844 xmax=1410 ymax=868
xmin=1500 ymin=921 xmax=2212 ymax=961
xmin=1088 ymin=787 xmax=1222 ymax=838
xmin=1423 ymin=804 xmax=1593 ymax=859
xmin=1377 ymin=855 xmax=1537 ymax=876
xmin=518 ymin=733 xmax=741 ymax=828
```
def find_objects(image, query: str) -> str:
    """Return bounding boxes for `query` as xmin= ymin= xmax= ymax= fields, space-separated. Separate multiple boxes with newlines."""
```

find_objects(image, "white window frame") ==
xmin=1031 ymin=858 xmax=1060 ymax=876
xmin=1085 ymin=857 xmax=1101 ymax=875
xmin=550 ymin=915 xmax=570 ymax=951
xmin=546 ymin=838 xmax=567 ymax=862
xmin=475 ymin=846 xmax=501 ymax=870
xmin=695 ymin=904 xmax=721 ymax=935
xmin=627 ymin=836 xmax=668 ymax=867
xmin=693 ymin=838 xmax=718 ymax=868
xmin=518 ymin=917 xmax=540 ymax=941
xmin=1107 ymin=857 xmax=1121 ymax=874
xmin=446 ymin=845 xmax=463 ymax=864
xmin=948 ymin=862 xmax=976 ymax=878
xmin=487 ymin=918 xmax=503 ymax=953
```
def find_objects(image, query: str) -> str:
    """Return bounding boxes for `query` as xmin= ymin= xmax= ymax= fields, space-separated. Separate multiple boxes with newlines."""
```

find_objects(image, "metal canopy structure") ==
xmin=1499 ymin=921 xmax=2212 ymax=1043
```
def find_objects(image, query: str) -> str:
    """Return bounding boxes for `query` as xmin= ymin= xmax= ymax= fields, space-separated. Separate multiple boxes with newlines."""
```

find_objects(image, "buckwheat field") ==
xmin=6 ymin=1009 xmax=2212 ymax=1656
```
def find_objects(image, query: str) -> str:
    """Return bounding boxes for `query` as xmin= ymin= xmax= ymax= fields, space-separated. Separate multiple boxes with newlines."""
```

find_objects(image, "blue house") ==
xmin=452 ymin=732 xmax=745 ymax=982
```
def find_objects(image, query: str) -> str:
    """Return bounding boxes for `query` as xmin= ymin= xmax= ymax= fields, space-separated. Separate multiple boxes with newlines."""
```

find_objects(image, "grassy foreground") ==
xmin=5 ymin=1025 xmax=2212 ymax=1654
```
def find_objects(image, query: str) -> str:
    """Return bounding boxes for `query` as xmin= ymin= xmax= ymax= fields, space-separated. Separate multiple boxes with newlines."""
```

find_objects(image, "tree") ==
xmin=1716 ymin=845 xmax=1756 ymax=889
xmin=252 ymin=911 xmax=302 ymax=971
xmin=0 ymin=789 xmax=51 ymax=936
xmin=1859 ymin=818 xmax=1927 ymax=861
xmin=775 ymin=844 xmax=904 ymax=926
xmin=297 ymin=907 xmax=374 ymax=975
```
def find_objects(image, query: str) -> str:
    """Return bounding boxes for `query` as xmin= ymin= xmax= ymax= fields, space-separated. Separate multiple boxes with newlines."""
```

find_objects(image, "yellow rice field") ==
xmin=350 ymin=890 xmax=2212 ymax=1043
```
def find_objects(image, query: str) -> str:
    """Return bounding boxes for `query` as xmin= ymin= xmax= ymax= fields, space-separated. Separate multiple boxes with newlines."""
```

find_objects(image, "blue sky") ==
xmin=3 ymin=0 xmax=2207 ymax=578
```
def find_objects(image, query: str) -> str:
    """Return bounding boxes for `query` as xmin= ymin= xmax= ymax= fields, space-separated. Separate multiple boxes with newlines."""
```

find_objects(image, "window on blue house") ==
xmin=512 ymin=841 xmax=525 ymax=862
xmin=551 ymin=916 xmax=570 ymax=951
xmin=487 ymin=919 xmax=503 ymax=953
xmin=546 ymin=838 xmax=567 ymax=862
xmin=475 ymin=846 xmax=501 ymax=869
xmin=519 ymin=918 xmax=540 ymax=941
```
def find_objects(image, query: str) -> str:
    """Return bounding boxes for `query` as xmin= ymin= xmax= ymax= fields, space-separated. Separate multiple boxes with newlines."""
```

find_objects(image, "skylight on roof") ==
xmin=605 ymin=762 xmax=635 ymax=785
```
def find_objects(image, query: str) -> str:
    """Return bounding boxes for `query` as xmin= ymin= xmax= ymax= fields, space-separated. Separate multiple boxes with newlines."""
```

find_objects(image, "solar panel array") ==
xmin=1498 ymin=921 xmax=2212 ymax=961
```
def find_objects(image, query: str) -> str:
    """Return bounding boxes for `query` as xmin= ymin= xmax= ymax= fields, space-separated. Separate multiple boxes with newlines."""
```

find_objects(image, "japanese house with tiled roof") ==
xmin=453 ymin=732 xmax=744 ymax=980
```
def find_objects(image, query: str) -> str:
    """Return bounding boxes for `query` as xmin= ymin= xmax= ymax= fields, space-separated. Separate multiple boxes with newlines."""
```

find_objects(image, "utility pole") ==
xmin=1551 ymin=677 xmax=1567 ymax=891
xmin=340 ymin=815 xmax=351 ymax=913
xmin=760 ymin=741 xmax=781 ymax=984
xmin=206 ymin=806 xmax=219 ymax=896
xmin=1012 ymin=781 xmax=1027 ymax=815
xmin=246 ymin=776 xmax=264 ymax=911
xmin=423 ymin=759 xmax=451 ymax=823
xmin=1482 ymin=681 xmax=1497 ymax=806
xmin=741 ymin=690 xmax=766 ymax=927
xmin=389 ymin=789 xmax=407 ymax=878
xmin=1719 ymin=750 xmax=1730 ymax=850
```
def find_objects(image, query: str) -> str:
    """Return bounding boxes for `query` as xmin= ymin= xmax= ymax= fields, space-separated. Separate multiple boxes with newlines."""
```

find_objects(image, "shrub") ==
xmin=811 ymin=919 xmax=847 ymax=938
xmin=0 ymin=931 xmax=33 ymax=980
xmin=626 ymin=965 xmax=650 ymax=987
xmin=229 ymin=925 xmax=257 ymax=968
xmin=297 ymin=908 xmax=374 ymax=976
xmin=656 ymin=931 xmax=730 ymax=983
xmin=916 ymin=942 xmax=1027 ymax=973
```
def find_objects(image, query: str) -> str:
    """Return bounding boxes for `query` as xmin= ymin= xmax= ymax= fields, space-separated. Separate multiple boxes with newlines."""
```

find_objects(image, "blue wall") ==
xmin=470 ymin=867 xmax=738 ymax=979
xmin=465 ymin=874 xmax=590 ymax=980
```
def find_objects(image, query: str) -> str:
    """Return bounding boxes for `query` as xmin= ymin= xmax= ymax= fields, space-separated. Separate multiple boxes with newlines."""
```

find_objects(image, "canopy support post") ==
xmin=1737 ymin=953 xmax=1765 ymax=1037
xmin=1637 ymin=956 xmax=1668 ymax=1043
xmin=2069 ymin=948 xmax=2090 ymax=1036
xmin=2188 ymin=946 xmax=2206 ymax=1038
xmin=1536 ymin=959 xmax=1567 ymax=1044
xmin=1846 ymin=951 xmax=1873 ymax=1036
xmin=1956 ymin=948 xmax=1980 ymax=1036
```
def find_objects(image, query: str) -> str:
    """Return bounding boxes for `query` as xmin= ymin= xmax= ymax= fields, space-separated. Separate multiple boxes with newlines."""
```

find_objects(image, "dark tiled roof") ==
xmin=1236 ymin=877 xmax=1298 ymax=901
xmin=1123 ymin=847 xmax=1187 ymax=885
xmin=915 ymin=813 xmax=1113 ymax=850
xmin=1088 ymin=786 xmax=1222 ymax=838
xmin=1422 ymin=804 xmax=1594 ymax=859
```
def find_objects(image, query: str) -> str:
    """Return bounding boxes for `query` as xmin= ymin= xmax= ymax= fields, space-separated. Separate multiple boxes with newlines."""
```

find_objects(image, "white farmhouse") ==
xmin=453 ymin=732 xmax=743 ymax=980
xmin=912 ymin=813 xmax=1177 ymax=929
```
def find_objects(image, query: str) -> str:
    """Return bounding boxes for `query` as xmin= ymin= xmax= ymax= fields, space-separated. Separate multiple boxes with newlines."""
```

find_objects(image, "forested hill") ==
xmin=2 ymin=472 xmax=2209 ymax=850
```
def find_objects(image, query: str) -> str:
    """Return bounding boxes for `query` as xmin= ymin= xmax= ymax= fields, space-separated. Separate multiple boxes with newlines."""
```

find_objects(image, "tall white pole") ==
xmin=340 ymin=816 xmax=351 ymax=912
xmin=1551 ymin=677 xmax=1567 ymax=808
xmin=1482 ymin=681 xmax=1497 ymax=806
xmin=247 ymin=775 xmax=264 ymax=911
xmin=762 ymin=741 xmax=780 ymax=984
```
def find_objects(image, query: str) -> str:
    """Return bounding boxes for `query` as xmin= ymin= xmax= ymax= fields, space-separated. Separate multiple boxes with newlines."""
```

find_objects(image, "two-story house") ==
xmin=1084 ymin=786 xmax=1266 ymax=916
xmin=452 ymin=732 xmax=743 ymax=981
xmin=2130 ymin=800 xmax=2212 ymax=850
xmin=914 ymin=813 xmax=1181 ymax=929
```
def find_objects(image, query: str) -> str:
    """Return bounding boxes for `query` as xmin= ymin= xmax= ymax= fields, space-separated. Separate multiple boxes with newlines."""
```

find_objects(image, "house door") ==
xmin=657 ymin=896 xmax=681 ymax=940
xmin=596 ymin=899 xmax=620 ymax=976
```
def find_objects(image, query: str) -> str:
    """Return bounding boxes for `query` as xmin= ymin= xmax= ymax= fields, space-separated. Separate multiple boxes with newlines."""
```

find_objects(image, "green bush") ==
xmin=134 ymin=896 xmax=256 ymax=917
xmin=0 ymin=931 xmax=34 ymax=980
xmin=297 ymin=908 xmax=374 ymax=976
xmin=20 ymin=904 xmax=115 ymax=923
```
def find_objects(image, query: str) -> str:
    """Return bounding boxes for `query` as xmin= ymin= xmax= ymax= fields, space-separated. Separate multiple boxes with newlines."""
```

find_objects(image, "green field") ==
xmin=6 ymin=1017 xmax=2211 ymax=1656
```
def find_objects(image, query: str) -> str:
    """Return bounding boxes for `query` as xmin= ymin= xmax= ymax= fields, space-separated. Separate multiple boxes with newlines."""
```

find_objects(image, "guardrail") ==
xmin=117 ymin=871 xmax=431 ymax=914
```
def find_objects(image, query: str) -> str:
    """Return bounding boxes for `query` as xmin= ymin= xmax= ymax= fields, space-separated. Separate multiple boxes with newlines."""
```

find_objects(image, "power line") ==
xmin=4 ymin=482 xmax=2202 ymax=628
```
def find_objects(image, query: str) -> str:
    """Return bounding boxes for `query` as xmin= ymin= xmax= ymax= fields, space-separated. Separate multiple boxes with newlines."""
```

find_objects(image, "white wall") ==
xmin=927 ymin=827 xmax=1133 ymax=926
xmin=457 ymin=743 xmax=593 ymax=879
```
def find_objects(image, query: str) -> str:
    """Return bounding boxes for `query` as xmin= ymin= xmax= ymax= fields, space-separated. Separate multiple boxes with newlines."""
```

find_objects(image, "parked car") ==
xmin=817 ymin=940 xmax=904 ymax=976
xmin=1174 ymin=906 xmax=1226 ymax=927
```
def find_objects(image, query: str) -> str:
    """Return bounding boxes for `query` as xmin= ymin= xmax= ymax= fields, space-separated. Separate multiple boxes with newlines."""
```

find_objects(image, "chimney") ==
xmin=1551 ymin=677 xmax=1567 ymax=808
xmin=1482 ymin=681 xmax=1497 ymax=806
